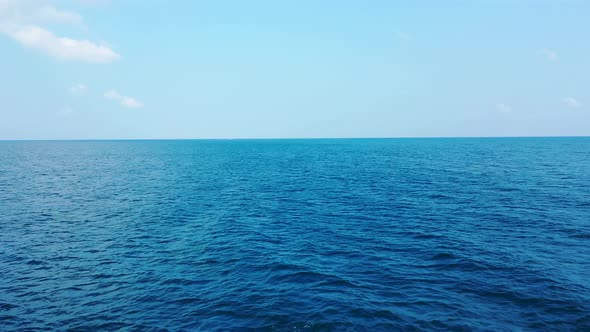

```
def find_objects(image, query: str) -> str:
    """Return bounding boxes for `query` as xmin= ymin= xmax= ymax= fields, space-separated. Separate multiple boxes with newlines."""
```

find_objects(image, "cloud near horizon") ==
xmin=0 ymin=1 xmax=119 ymax=63
xmin=104 ymin=90 xmax=143 ymax=109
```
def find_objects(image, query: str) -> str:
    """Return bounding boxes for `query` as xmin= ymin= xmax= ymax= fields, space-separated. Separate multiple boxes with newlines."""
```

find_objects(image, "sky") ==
xmin=0 ymin=0 xmax=588 ymax=139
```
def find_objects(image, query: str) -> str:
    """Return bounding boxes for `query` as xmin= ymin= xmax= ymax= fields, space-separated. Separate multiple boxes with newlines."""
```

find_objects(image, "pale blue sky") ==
xmin=0 ymin=0 xmax=588 ymax=139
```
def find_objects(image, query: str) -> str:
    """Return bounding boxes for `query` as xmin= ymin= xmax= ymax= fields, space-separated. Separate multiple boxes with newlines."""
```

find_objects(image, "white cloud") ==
xmin=32 ymin=6 xmax=83 ymax=25
xmin=3 ymin=25 xmax=119 ymax=63
xmin=496 ymin=103 xmax=512 ymax=113
xmin=563 ymin=97 xmax=582 ymax=109
xmin=0 ymin=0 xmax=20 ymax=15
xmin=0 ymin=1 xmax=119 ymax=63
xmin=69 ymin=83 xmax=87 ymax=95
xmin=537 ymin=48 xmax=558 ymax=61
xmin=104 ymin=90 xmax=143 ymax=108
xmin=0 ymin=2 xmax=81 ymax=25
xmin=73 ymin=0 xmax=112 ymax=6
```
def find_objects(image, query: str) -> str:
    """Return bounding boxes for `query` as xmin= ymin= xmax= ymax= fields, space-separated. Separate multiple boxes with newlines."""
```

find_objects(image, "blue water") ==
xmin=1 ymin=138 xmax=589 ymax=331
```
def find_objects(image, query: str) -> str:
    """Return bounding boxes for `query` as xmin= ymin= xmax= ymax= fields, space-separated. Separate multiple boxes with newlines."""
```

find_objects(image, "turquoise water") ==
xmin=1 ymin=138 xmax=589 ymax=330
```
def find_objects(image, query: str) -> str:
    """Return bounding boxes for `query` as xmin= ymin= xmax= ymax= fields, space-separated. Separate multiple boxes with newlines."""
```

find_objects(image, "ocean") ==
xmin=1 ymin=138 xmax=589 ymax=331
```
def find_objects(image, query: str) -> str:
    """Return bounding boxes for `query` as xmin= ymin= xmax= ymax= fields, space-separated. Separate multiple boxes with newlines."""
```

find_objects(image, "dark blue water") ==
xmin=1 ymin=138 xmax=589 ymax=331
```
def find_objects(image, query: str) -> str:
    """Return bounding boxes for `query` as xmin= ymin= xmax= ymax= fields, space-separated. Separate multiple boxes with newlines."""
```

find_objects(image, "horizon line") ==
xmin=1 ymin=135 xmax=589 ymax=142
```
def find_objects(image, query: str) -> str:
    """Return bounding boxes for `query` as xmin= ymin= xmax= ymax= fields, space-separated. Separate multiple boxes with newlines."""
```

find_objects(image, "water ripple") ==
xmin=1 ymin=138 xmax=589 ymax=330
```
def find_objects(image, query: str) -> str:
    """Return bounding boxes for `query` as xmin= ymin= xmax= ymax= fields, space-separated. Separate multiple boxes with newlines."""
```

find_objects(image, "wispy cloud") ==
xmin=73 ymin=0 xmax=112 ymax=6
xmin=68 ymin=83 xmax=87 ymax=95
xmin=0 ymin=1 xmax=119 ymax=63
xmin=104 ymin=90 xmax=143 ymax=109
xmin=32 ymin=6 xmax=83 ymax=25
xmin=537 ymin=48 xmax=558 ymax=61
xmin=563 ymin=97 xmax=582 ymax=109
xmin=496 ymin=103 xmax=512 ymax=113
xmin=2 ymin=25 xmax=120 ymax=63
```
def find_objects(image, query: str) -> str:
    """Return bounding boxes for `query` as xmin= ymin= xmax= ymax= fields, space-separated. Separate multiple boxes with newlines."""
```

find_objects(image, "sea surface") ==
xmin=1 ymin=138 xmax=589 ymax=331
